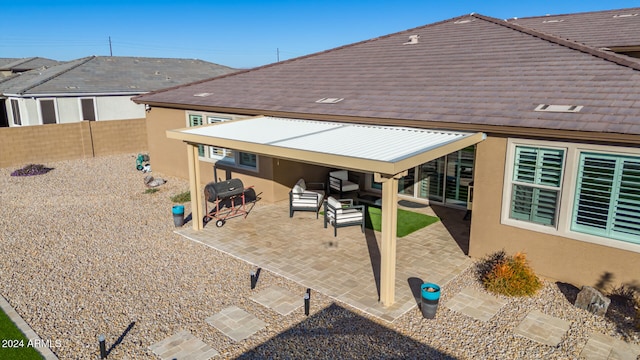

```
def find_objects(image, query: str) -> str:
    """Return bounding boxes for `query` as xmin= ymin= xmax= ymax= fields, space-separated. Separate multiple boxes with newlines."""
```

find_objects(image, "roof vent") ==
xmin=315 ymin=97 xmax=344 ymax=104
xmin=535 ymin=104 xmax=583 ymax=113
xmin=542 ymin=19 xmax=564 ymax=23
xmin=193 ymin=92 xmax=212 ymax=97
xmin=454 ymin=19 xmax=475 ymax=24
xmin=613 ymin=13 xmax=638 ymax=18
xmin=403 ymin=35 xmax=420 ymax=45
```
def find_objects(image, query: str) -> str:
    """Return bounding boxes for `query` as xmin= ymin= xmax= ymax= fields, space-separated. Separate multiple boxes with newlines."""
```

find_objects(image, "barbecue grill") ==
xmin=203 ymin=179 xmax=254 ymax=227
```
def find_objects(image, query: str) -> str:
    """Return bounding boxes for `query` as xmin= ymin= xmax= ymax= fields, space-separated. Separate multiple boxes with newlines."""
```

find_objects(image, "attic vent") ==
xmin=542 ymin=19 xmax=564 ymax=23
xmin=535 ymin=104 xmax=583 ymax=113
xmin=315 ymin=97 xmax=344 ymax=104
xmin=403 ymin=35 xmax=420 ymax=45
xmin=454 ymin=19 xmax=475 ymax=24
xmin=66 ymin=86 xmax=78 ymax=89
xmin=155 ymin=71 xmax=161 ymax=75
xmin=129 ymin=85 xmax=138 ymax=89
xmin=613 ymin=13 xmax=638 ymax=18
xmin=193 ymin=93 xmax=212 ymax=97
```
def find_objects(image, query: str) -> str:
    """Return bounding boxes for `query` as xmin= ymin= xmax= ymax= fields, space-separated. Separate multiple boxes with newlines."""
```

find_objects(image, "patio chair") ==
xmin=328 ymin=170 xmax=359 ymax=197
xmin=323 ymin=196 xmax=365 ymax=237
xmin=289 ymin=178 xmax=326 ymax=218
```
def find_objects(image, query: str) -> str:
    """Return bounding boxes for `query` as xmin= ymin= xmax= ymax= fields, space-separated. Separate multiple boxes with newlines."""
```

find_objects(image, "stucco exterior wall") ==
xmin=469 ymin=136 xmax=640 ymax=289
xmin=56 ymin=97 xmax=80 ymax=124
xmin=5 ymin=95 xmax=146 ymax=126
xmin=97 ymin=96 xmax=145 ymax=120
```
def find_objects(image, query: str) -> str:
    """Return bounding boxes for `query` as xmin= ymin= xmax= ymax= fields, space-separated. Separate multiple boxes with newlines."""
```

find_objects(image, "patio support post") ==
xmin=187 ymin=143 xmax=203 ymax=230
xmin=376 ymin=171 xmax=404 ymax=307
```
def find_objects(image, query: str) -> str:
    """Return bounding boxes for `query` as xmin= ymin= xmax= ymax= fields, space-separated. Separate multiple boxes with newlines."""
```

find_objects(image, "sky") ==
xmin=1 ymin=0 xmax=639 ymax=69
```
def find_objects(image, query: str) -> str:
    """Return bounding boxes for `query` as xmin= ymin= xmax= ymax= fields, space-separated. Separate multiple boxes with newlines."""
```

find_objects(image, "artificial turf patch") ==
xmin=365 ymin=207 xmax=439 ymax=237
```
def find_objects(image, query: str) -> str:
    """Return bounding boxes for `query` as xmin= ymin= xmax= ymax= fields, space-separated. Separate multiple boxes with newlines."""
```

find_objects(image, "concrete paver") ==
xmin=205 ymin=306 xmax=266 ymax=342
xmin=444 ymin=286 xmax=508 ymax=322
xmin=149 ymin=330 xmax=218 ymax=360
xmin=250 ymin=285 xmax=303 ymax=316
xmin=580 ymin=331 xmax=640 ymax=360
xmin=514 ymin=309 xmax=571 ymax=346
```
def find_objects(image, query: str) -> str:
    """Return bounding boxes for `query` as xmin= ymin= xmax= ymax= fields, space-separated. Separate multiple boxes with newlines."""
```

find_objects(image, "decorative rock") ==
xmin=574 ymin=286 xmax=610 ymax=316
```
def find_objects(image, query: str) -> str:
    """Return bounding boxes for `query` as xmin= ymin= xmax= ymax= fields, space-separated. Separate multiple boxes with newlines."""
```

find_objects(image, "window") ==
xmin=207 ymin=116 xmax=233 ymax=162
xmin=509 ymin=146 xmax=564 ymax=226
xmin=187 ymin=112 xmax=258 ymax=171
xmin=188 ymin=114 xmax=205 ymax=157
xmin=80 ymin=98 xmax=96 ymax=121
xmin=572 ymin=153 xmax=640 ymax=244
xmin=238 ymin=152 xmax=257 ymax=168
xmin=10 ymin=99 xmax=21 ymax=125
xmin=39 ymin=99 xmax=57 ymax=124
xmin=503 ymin=139 xmax=640 ymax=252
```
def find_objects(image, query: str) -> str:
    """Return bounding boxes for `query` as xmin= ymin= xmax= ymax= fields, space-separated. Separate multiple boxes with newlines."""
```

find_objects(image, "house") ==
xmin=0 ymin=56 xmax=237 ymax=127
xmin=134 ymin=8 xmax=640 ymax=306
xmin=0 ymin=57 xmax=59 ymax=77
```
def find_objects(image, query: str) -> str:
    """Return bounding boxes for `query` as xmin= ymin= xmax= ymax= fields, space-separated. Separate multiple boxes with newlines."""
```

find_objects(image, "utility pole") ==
xmin=109 ymin=36 xmax=113 ymax=56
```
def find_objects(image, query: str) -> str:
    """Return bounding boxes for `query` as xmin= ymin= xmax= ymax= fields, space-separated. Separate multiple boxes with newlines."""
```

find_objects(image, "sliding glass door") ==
xmin=444 ymin=147 xmax=475 ymax=206
xmin=391 ymin=146 xmax=475 ymax=207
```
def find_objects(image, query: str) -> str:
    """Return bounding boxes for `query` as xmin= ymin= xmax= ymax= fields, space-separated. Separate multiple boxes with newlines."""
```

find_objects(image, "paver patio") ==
xmin=177 ymin=200 xmax=471 ymax=322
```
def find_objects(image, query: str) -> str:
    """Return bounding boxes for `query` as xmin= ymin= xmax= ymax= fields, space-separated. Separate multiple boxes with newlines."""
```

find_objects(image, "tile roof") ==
xmin=0 ymin=56 xmax=237 ymax=95
xmin=508 ymin=7 xmax=640 ymax=48
xmin=135 ymin=10 xmax=640 ymax=137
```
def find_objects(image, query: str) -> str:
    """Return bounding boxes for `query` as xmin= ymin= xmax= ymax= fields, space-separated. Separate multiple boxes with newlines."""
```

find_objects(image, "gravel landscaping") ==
xmin=0 ymin=154 xmax=638 ymax=359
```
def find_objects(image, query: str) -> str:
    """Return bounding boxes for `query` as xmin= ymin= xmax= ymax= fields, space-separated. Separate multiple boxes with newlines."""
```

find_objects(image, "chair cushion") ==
xmin=293 ymin=190 xmax=324 ymax=208
xmin=341 ymin=181 xmax=359 ymax=192
xmin=329 ymin=170 xmax=348 ymax=181
xmin=335 ymin=209 xmax=363 ymax=223
xmin=292 ymin=178 xmax=306 ymax=194
xmin=327 ymin=196 xmax=341 ymax=209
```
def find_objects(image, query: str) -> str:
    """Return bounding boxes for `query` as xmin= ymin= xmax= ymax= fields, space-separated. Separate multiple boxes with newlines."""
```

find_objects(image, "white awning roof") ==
xmin=168 ymin=116 xmax=486 ymax=176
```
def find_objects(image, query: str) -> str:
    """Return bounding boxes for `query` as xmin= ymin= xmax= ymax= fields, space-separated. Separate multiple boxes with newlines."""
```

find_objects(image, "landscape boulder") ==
xmin=574 ymin=286 xmax=610 ymax=316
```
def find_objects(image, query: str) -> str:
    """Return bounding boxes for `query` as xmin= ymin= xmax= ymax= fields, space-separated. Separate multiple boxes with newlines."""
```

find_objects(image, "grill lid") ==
xmin=205 ymin=179 xmax=244 ymax=201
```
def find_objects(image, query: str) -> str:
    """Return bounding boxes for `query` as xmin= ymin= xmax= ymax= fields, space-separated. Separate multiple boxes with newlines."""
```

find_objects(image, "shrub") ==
xmin=144 ymin=188 xmax=159 ymax=194
xmin=478 ymin=251 xmax=542 ymax=297
xmin=171 ymin=190 xmax=191 ymax=203
xmin=11 ymin=164 xmax=54 ymax=176
xmin=607 ymin=285 xmax=640 ymax=331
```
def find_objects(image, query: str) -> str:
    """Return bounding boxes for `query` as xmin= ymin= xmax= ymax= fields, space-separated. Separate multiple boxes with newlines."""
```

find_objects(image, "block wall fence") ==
xmin=0 ymin=119 xmax=148 ymax=168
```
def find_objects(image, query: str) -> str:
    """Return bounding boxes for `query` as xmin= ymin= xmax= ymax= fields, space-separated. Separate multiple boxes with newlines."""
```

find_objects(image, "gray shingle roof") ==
xmin=1 ymin=56 xmax=237 ymax=95
xmin=134 ymin=10 xmax=640 ymax=136
xmin=0 ymin=57 xmax=59 ymax=72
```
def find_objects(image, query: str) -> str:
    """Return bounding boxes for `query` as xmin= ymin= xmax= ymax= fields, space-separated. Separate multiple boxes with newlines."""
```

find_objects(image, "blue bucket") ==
xmin=421 ymin=283 xmax=441 ymax=301
xmin=172 ymin=205 xmax=184 ymax=215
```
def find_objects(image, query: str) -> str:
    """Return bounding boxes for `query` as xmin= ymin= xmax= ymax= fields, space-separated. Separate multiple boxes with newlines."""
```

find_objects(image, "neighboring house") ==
xmin=0 ymin=57 xmax=59 ymax=77
xmin=134 ymin=8 xmax=640 ymax=304
xmin=0 ymin=57 xmax=61 ymax=127
xmin=0 ymin=56 xmax=237 ymax=128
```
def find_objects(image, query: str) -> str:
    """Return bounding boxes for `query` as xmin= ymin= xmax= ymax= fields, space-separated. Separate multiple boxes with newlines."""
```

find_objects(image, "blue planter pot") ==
xmin=421 ymin=283 xmax=441 ymax=301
